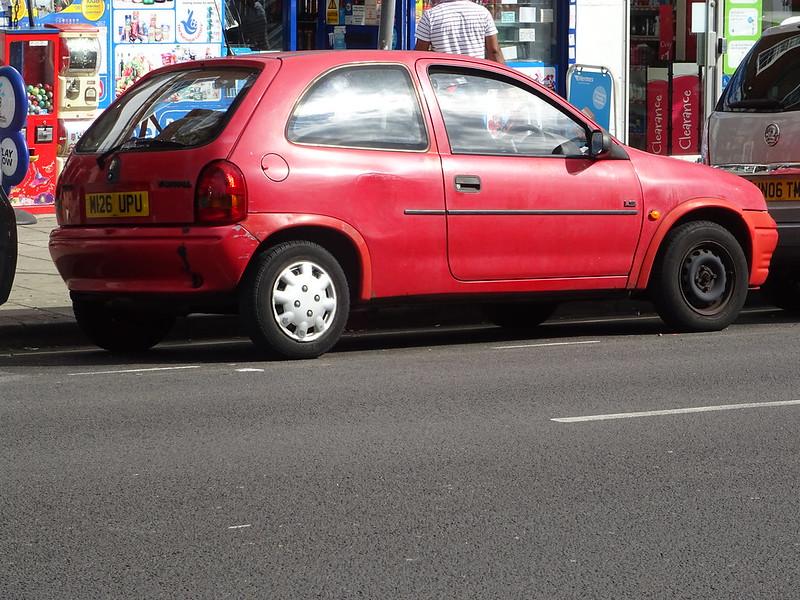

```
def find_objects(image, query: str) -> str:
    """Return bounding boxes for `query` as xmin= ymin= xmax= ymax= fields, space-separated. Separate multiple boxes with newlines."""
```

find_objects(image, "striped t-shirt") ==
xmin=416 ymin=0 xmax=498 ymax=59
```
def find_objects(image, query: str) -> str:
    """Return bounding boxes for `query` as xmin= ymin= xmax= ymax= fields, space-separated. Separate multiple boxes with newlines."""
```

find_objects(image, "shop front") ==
xmin=574 ymin=0 xmax=799 ymax=160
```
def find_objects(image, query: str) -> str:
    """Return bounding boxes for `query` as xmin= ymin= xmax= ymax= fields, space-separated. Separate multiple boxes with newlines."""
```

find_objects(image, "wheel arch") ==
xmin=241 ymin=218 xmax=373 ymax=303
xmin=633 ymin=201 xmax=752 ymax=290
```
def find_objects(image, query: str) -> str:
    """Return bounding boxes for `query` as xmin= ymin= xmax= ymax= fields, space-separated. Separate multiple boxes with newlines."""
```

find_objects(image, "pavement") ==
xmin=0 ymin=214 xmax=776 ymax=351
xmin=0 ymin=215 xmax=77 ymax=347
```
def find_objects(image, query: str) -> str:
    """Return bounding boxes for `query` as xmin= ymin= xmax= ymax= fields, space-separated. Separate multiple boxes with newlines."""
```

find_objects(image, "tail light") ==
xmin=195 ymin=160 xmax=247 ymax=224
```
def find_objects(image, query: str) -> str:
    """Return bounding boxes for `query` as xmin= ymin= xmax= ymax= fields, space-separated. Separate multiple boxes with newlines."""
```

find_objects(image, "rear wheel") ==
xmin=240 ymin=241 xmax=350 ymax=360
xmin=73 ymin=300 xmax=175 ymax=353
xmin=650 ymin=221 xmax=748 ymax=332
xmin=484 ymin=302 xmax=557 ymax=329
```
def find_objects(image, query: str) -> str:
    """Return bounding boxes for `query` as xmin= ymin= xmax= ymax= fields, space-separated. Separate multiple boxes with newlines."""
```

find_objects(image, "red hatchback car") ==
xmin=50 ymin=50 xmax=777 ymax=359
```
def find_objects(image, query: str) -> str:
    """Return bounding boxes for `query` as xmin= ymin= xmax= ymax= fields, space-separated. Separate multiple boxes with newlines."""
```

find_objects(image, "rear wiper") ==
xmin=728 ymin=98 xmax=785 ymax=109
xmin=96 ymin=138 xmax=185 ymax=168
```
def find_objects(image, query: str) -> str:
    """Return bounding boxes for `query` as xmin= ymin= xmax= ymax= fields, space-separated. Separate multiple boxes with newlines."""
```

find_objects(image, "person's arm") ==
xmin=415 ymin=11 xmax=431 ymax=51
xmin=485 ymin=34 xmax=505 ymax=64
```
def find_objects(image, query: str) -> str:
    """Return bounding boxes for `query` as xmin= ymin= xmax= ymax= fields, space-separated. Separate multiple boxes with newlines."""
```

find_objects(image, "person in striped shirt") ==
xmin=414 ymin=0 xmax=505 ymax=64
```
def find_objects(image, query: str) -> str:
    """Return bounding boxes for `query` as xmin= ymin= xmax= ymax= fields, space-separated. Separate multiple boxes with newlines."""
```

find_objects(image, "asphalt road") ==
xmin=2 ymin=309 xmax=800 ymax=599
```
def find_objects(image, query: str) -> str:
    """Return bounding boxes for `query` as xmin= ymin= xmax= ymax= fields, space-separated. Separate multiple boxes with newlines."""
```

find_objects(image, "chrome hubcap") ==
xmin=271 ymin=260 xmax=337 ymax=342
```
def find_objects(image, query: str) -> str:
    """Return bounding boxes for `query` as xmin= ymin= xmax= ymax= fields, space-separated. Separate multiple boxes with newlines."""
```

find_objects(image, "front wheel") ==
xmin=650 ymin=221 xmax=749 ymax=332
xmin=73 ymin=300 xmax=175 ymax=353
xmin=240 ymin=241 xmax=350 ymax=360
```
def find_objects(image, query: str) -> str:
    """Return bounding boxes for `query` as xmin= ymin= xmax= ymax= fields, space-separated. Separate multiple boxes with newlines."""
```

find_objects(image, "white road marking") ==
xmin=68 ymin=365 xmax=200 ymax=376
xmin=493 ymin=340 xmax=600 ymax=350
xmin=552 ymin=399 xmax=800 ymax=423
xmin=228 ymin=524 xmax=252 ymax=530
xmin=236 ymin=368 xmax=264 ymax=372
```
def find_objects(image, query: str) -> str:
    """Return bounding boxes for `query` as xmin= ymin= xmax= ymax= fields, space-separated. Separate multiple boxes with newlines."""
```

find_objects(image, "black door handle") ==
xmin=455 ymin=175 xmax=481 ymax=193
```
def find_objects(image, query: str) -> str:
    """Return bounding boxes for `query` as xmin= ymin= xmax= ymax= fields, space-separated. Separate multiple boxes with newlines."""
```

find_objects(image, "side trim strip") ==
xmin=448 ymin=209 xmax=639 ymax=216
xmin=404 ymin=209 xmax=638 ymax=216
xmin=404 ymin=209 xmax=447 ymax=215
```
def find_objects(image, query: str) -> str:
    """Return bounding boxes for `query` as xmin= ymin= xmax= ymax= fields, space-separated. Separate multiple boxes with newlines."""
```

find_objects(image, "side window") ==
xmin=429 ymin=69 xmax=589 ymax=157
xmin=287 ymin=65 xmax=428 ymax=151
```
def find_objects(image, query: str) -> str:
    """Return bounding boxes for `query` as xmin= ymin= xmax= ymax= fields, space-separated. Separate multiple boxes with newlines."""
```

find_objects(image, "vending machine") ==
xmin=45 ymin=23 xmax=102 ymax=175
xmin=46 ymin=24 xmax=102 ymax=119
xmin=0 ymin=27 xmax=60 ymax=211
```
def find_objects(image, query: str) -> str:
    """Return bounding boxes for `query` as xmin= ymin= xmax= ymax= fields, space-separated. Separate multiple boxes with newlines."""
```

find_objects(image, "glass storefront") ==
xmin=224 ymin=0 xmax=284 ymax=51
xmin=628 ymin=0 xmax=800 ymax=157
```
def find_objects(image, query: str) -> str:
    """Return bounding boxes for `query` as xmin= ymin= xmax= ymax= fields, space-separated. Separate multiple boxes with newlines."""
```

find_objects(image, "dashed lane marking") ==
xmin=493 ymin=340 xmax=600 ymax=350
xmin=552 ymin=399 xmax=800 ymax=423
xmin=68 ymin=366 xmax=201 ymax=376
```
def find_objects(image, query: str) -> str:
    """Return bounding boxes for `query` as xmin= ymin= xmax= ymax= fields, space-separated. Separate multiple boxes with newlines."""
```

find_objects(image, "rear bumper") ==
xmin=49 ymin=224 xmax=260 ymax=295
xmin=744 ymin=210 xmax=779 ymax=286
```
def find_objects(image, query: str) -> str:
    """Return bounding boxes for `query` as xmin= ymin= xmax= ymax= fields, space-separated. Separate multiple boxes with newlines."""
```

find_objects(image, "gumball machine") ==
xmin=45 ymin=24 xmax=102 ymax=177
xmin=0 ymin=27 xmax=60 ymax=212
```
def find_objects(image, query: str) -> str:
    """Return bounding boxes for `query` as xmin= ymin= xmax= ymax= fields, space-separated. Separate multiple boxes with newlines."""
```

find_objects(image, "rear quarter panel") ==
xmin=229 ymin=57 xmax=450 ymax=300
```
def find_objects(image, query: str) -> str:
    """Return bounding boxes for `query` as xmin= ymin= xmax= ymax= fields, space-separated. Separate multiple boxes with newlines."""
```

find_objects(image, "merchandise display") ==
xmin=26 ymin=83 xmax=54 ymax=114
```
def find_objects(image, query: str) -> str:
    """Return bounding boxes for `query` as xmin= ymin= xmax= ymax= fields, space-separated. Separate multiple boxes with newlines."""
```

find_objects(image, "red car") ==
xmin=50 ymin=51 xmax=777 ymax=359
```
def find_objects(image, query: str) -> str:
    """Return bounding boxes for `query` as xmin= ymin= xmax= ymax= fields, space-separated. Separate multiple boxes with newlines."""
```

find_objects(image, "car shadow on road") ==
xmin=2 ymin=305 xmax=791 ymax=370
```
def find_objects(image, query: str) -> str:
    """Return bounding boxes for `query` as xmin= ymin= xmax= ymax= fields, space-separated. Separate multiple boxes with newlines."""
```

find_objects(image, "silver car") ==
xmin=704 ymin=20 xmax=800 ymax=309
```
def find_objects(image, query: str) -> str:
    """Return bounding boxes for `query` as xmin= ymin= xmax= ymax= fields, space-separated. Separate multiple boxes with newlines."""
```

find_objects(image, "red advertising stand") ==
xmin=0 ymin=27 xmax=60 ymax=213
xmin=646 ymin=67 xmax=668 ymax=155
xmin=670 ymin=63 xmax=700 ymax=156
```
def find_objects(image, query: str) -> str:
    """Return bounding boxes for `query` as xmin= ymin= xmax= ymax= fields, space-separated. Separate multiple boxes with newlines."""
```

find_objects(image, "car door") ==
xmin=417 ymin=61 xmax=643 ymax=282
xmin=0 ymin=188 xmax=17 ymax=304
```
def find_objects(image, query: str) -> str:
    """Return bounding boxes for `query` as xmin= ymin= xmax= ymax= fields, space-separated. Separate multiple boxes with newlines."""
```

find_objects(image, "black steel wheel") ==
xmin=73 ymin=300 xmax=175 ymax=353
xmin=650 ymin=221 xmax=748 ymax=332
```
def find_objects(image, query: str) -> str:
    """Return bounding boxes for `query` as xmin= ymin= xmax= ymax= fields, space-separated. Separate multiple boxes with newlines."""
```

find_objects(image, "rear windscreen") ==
xmin=76 ymin=67 xmax=259 ymax=153
xmin=718 ymin=29 xmax=800 ymax=113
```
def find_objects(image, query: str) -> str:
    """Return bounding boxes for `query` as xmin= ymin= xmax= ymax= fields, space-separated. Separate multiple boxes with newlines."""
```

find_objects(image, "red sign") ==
xmin=659 ymin=3 xmax=674 ymax=61
xmin=671 ymin=64 xmax=700 ymax=155
xmin=646 ymin=68 xmax=668 ymax=155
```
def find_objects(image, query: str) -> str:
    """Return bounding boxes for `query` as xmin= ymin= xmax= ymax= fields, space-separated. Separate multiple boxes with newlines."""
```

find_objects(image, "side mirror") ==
xmin=590 ymin=130 xmax=612 ymax=158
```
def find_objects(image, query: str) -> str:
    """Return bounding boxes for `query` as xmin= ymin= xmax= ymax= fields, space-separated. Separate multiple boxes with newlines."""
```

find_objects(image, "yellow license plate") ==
xmin=747 ymin=177 xmax=800 ymax=202
xmin=85 ymin=191 xmax=149 ymax=218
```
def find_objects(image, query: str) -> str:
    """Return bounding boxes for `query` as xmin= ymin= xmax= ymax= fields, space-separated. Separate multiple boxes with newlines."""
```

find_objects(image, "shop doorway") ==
xmin=627 ymin=0 xmax=721 ymax=158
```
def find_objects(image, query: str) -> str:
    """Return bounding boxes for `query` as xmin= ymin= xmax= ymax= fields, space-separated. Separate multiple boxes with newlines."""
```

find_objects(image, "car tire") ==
xmin=650 ymin=221 xmax=749 ymax=332
xmin=483 ymin=302 xmax=557 ymax=329
xmin=240 ymin=241 xmax=350 ymax=360
xmin=73 ymin=300 xmax=175 ymax=353
xmin=760 ymin=272 xmax=800 ymax=313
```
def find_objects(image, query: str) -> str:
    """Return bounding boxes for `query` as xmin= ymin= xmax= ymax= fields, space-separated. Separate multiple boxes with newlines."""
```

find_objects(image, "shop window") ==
xmin=287 ymin=66 xmax=428 ymax=151
xmin=225 ymin=0 xmax=283 ymax=51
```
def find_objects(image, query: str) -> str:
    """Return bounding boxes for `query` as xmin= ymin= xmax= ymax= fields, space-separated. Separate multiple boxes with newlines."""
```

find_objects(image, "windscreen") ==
xmin=718 ymin=29 xmax=800 ymax=113
xmin=76 ymin=67 xmax=259 ymax=153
